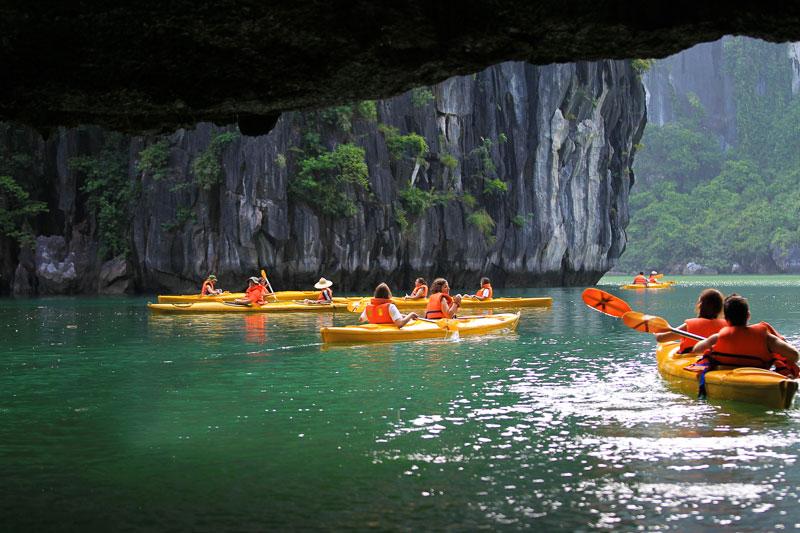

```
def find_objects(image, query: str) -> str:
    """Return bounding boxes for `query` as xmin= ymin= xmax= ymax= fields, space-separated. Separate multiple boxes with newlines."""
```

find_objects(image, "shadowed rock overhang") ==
xmin=2 ymin=2 xmax=800 ymax=135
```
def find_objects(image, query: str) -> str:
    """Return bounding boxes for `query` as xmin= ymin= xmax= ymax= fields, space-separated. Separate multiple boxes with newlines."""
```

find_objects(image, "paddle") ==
xmin=261 ymin=269 xmax=278 ymax=302
xmin=621 ymin=311 xmax=705 ymax=341
xmin=347 ymin=298 xmax=368 ymax=313
xmin=224 ymin=301 xmax=253 ymax=307
xmin=581 ymin=288 xmax=632 ymax=318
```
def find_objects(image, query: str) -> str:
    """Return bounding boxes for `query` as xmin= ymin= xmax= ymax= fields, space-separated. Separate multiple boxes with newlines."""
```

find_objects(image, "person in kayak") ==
xmin=233 ymin=277 xmax=269 ymax=306
xmin=632 ymin=272 xmax=648 ymax=285
xmin=655 ymin=288 xmax=727 ymax=353
xmin=403 ymin=278 xmax=429 ymax=300
xmin=303 ymin=277 xmax=334 ymax=304
xmin=648 ymin=271 xmax=659 ymax=283
xmin=360 ymin=283 xmax=419 ymax=327
xmin=201 ymin=274 xmax=223 ymax=296
xmin=425 ymin=278 xmax=461 ymax=319
xmin=690 ymin=293 xmax=799 ymax=371
xmin=467 ymin=277 xmax=493 ymax=300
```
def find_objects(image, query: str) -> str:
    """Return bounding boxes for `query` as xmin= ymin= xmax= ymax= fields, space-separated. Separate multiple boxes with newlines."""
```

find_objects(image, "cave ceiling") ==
xmin=2 ymin=2 xmax=800 ymax=136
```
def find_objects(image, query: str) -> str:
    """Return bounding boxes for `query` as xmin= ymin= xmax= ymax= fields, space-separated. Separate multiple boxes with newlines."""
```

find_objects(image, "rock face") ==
xmin=1 ymin=3 xmax=800 ymax=134
xmin=1 ymin=60 xmax=646 ymax=295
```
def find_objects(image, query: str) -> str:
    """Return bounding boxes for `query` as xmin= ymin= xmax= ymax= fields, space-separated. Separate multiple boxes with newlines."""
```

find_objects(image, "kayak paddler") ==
xmin=632 ymin=272 xmax=648 ymax=285
xmin=303 ymin=277 xmax=334 ymax=304
xmin=234 ymin=277 xmax=269 ymax=306
xmin=648 ymin=271 xmax=659 ymax=283
xmin=425 ymin=278 xmax=461 ymax=319
xmin=654 ymin=288 xmax=727 ymax=353
xmin=360 ymin=283 xmax=418 ymax=328
xmin=690 ymin=293 xmax=800 ymax=377
xmin=403 ymin=277 xmax=428 ymax=300
xmin=466 ymin=277 xmax=493 ymax=301
xmin=201 ymin=274 xmax=223 ymax=296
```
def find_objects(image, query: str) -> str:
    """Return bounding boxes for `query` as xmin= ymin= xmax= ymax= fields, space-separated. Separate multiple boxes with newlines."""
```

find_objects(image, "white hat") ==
xmin=651 ymin=271 xmax=657 ymax=275
xmin=314 ymin=277 xmax=333 ymax=289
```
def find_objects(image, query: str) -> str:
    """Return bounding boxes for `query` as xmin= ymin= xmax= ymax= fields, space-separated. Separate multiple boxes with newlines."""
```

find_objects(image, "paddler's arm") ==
xmin=655 ymin=322 xmax=687 ymax=343
xmin=393 ymin=311 xmax=418 ymax=329
xmin=691 ymin=333 xmax=719 ymax=354
xmin=767 ymin=334 xmax=800 ymax=364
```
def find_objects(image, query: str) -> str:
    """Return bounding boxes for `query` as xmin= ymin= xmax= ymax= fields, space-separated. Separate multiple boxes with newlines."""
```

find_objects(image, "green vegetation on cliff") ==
xmin=622 ymin=38 xmax=800 ymax=273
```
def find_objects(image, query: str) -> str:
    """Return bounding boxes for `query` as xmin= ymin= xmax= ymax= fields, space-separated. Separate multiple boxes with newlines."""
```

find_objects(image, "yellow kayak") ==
xmin=148 ymin=301 xmax=350 ymax=314
xmin=349 ymin=296 xmax=552 ymax=312
xmin=620 ymin=283 xmax=673 ymax=290
xmin=157 ymin=290 xmax=322 ymax=303
xmin=321 ymin=312 xmax=520 ymax=343
xmin=656 ymin=341 xmax=798 ymax=408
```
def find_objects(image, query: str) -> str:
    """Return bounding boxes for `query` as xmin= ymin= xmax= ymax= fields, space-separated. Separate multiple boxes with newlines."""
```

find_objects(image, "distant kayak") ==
xmin=158 ymin=291 xmax=336 ymax=303
xmin=148 ymin=301 xmax=350 ymax=314
xmin=321 ymin=312 xmax=521 ymax=343
xmin=620 ymin=283 xmax=673 ymax=290
xmin=657 ymin=341 xmax=797 ymax=408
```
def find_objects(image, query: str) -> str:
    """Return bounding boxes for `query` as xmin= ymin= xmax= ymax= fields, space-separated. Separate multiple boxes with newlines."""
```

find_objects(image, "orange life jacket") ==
xmin=678 ymin=318 xmax=728 ymax=353
xmin=246 ymin=284 xmax=266 ymax=305
xmin=411 ymin=284 xmax=428 ymax=298
xmin=475 ymin=283 xmax=493 ymax=299
xmin=648 ymin=276 xmax=658 ymax=283
xmin=633 ymin=275 xmax=647 ymax=285
xmin=708 ymin=323 xmax=773 ymax=368
xmin=425 ymin=293 xmax=453 ymax=319
xmin=317 ymin=288 xmax=333 ymax=302
xmin=365 ymin=298 xmax=395 ymax=324
xmin=201 ymin=280 xmax=215 ymax=296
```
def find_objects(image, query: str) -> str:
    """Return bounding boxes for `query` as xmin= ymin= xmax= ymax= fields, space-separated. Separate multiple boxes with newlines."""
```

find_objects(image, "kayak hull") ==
xmin=656 ymin=341 xmax=798 ymax=408
xmin=620 ymin=283 xmax=673 ymax=290
xmin=321 ymin=312 xmax=521 ymax=343
xmin=157 ymin=290 xmax=322 ymax=303
xmin=148 ymin=301 xmax=349 ymax=314
xmin=355 ymin=296 xmax=552 ymax=311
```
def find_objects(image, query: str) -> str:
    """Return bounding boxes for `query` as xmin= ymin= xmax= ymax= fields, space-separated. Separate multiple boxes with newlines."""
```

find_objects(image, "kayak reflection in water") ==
xmin=303 ymin=277 xmax=334 ymax=304
xmin=360 ymin=283 xmax=418 ymax=328
xmin=655 ymin=288 xmax=727 ymax=353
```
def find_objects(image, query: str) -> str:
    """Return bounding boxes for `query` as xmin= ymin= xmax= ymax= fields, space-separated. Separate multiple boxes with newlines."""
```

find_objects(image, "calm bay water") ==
xmin=3 ymin=276 xmax=800 ymax=530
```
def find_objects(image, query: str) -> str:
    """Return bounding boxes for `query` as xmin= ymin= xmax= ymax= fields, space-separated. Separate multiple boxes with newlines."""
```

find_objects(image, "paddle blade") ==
xmin=261 ymin=269 xmax=267 ymax=279
xmin=347 ymin=298 xmax=367 ymax=313
xmin=582 ymin=288 xmax=632 ymax=318
xmin=622 ymin=311 xmax=671 ymax=334
xmin=654 ymin=273 xmax=664 ymax=279
xmin=436 ymin=318 xmax=459 ymax=331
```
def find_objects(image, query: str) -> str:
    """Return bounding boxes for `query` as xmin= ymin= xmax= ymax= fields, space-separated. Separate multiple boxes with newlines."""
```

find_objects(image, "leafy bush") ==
xmin=321 ymin=105 xmax=354 ymax=132
xmin=484 ymin=178 xmax=508 ymax=195
xmin=289 ymin=143 xmax=369 ymax=217
xmin=440 ymin=153 xmax=458 ymax=169
xmin=512 ymin=214 xmax=525 ymax=227
xmin=394 ymin=203 xmax=409 ymax=232
xmin=355 ymin=101 xmax=378 ymax=122
xmin=379 ymin=124 xmax=429 ymax=161
xmin=137 ymin=139 xmax=171 ymax=181
xmin=467 ymin=209 xmax=496 ymax=243
xmin=69 ymin=133 xmax=134 ymax=258
xmin=161 ymin=206 xmax=197 ymax=232
xmin=0 ymin=175 xmax=48 ymax=247
xmin=411 ymin=87 xmax=435 ymax=108
xmin=398 ymin=186 xmax=454 ymax=217
xmin=192 ymin=131 xmax=239 ymax=190
xmin=461 ymin=193 xmax=477 ymax=209
xmin=631 ymin=59 xmax=653 ymax=74
xmin=275 ymin=153 xmax=287 ymax=168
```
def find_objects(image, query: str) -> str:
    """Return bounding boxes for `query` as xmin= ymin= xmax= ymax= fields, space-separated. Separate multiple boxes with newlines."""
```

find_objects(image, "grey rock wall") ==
xmin=2 ymin=59 xmax=646 ymax=295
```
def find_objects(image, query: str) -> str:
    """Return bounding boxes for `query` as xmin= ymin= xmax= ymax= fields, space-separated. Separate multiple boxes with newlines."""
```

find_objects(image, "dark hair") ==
xmin=416 ymin=277 xmax=426 ymax=285
xmin=723 ymin=293 xmax=749 ymax=326
xmin=374 ymin=282 xmax=391 ymax=299
xmin=430 ymin=278 xmax=448 ymax=294
xmin=639 ymin=272 xmax=644 ymax=275
xmin=696 ymin=288 xmax=724 ymax=319
xmin=480 ymin=277 xmax=490 ymax=285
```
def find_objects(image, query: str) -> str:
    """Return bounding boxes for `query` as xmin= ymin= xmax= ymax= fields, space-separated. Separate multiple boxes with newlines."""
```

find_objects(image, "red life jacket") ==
xmin=425 ymin=293 xmax=453 ymax=319
xmin=648 ymin=276 xmax=658 ymax=283
xmin=709 ymin=323 xmax=773 ymax=368
xmin=317 ymin=288 xmax=333 ymax=302
xmin=475 ymin=283 xmax=493 ymax=299
xmin=246 ymin=285 xmax=266 ymax=305
xmin=411 ymin=284 xmax=428 ymax=298
xmin=201 ymin=280 xmax=215 ymax=296
xmin=633 ymin=275 xmax=647 ymax=285
xmin=365 ymin=298 xmax=395 ymax=324
xmin=678 ymin=318 xmax=728 ymax=353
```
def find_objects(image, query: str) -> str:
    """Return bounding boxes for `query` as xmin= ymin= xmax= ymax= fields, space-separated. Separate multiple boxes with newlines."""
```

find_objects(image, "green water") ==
xmin=3 ymin=278 xmax=800 ymax=530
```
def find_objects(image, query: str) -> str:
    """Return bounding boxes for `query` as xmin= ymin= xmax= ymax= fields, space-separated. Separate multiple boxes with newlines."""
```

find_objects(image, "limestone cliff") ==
xmin=1 ymin=60 xmax=646 ymax=295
